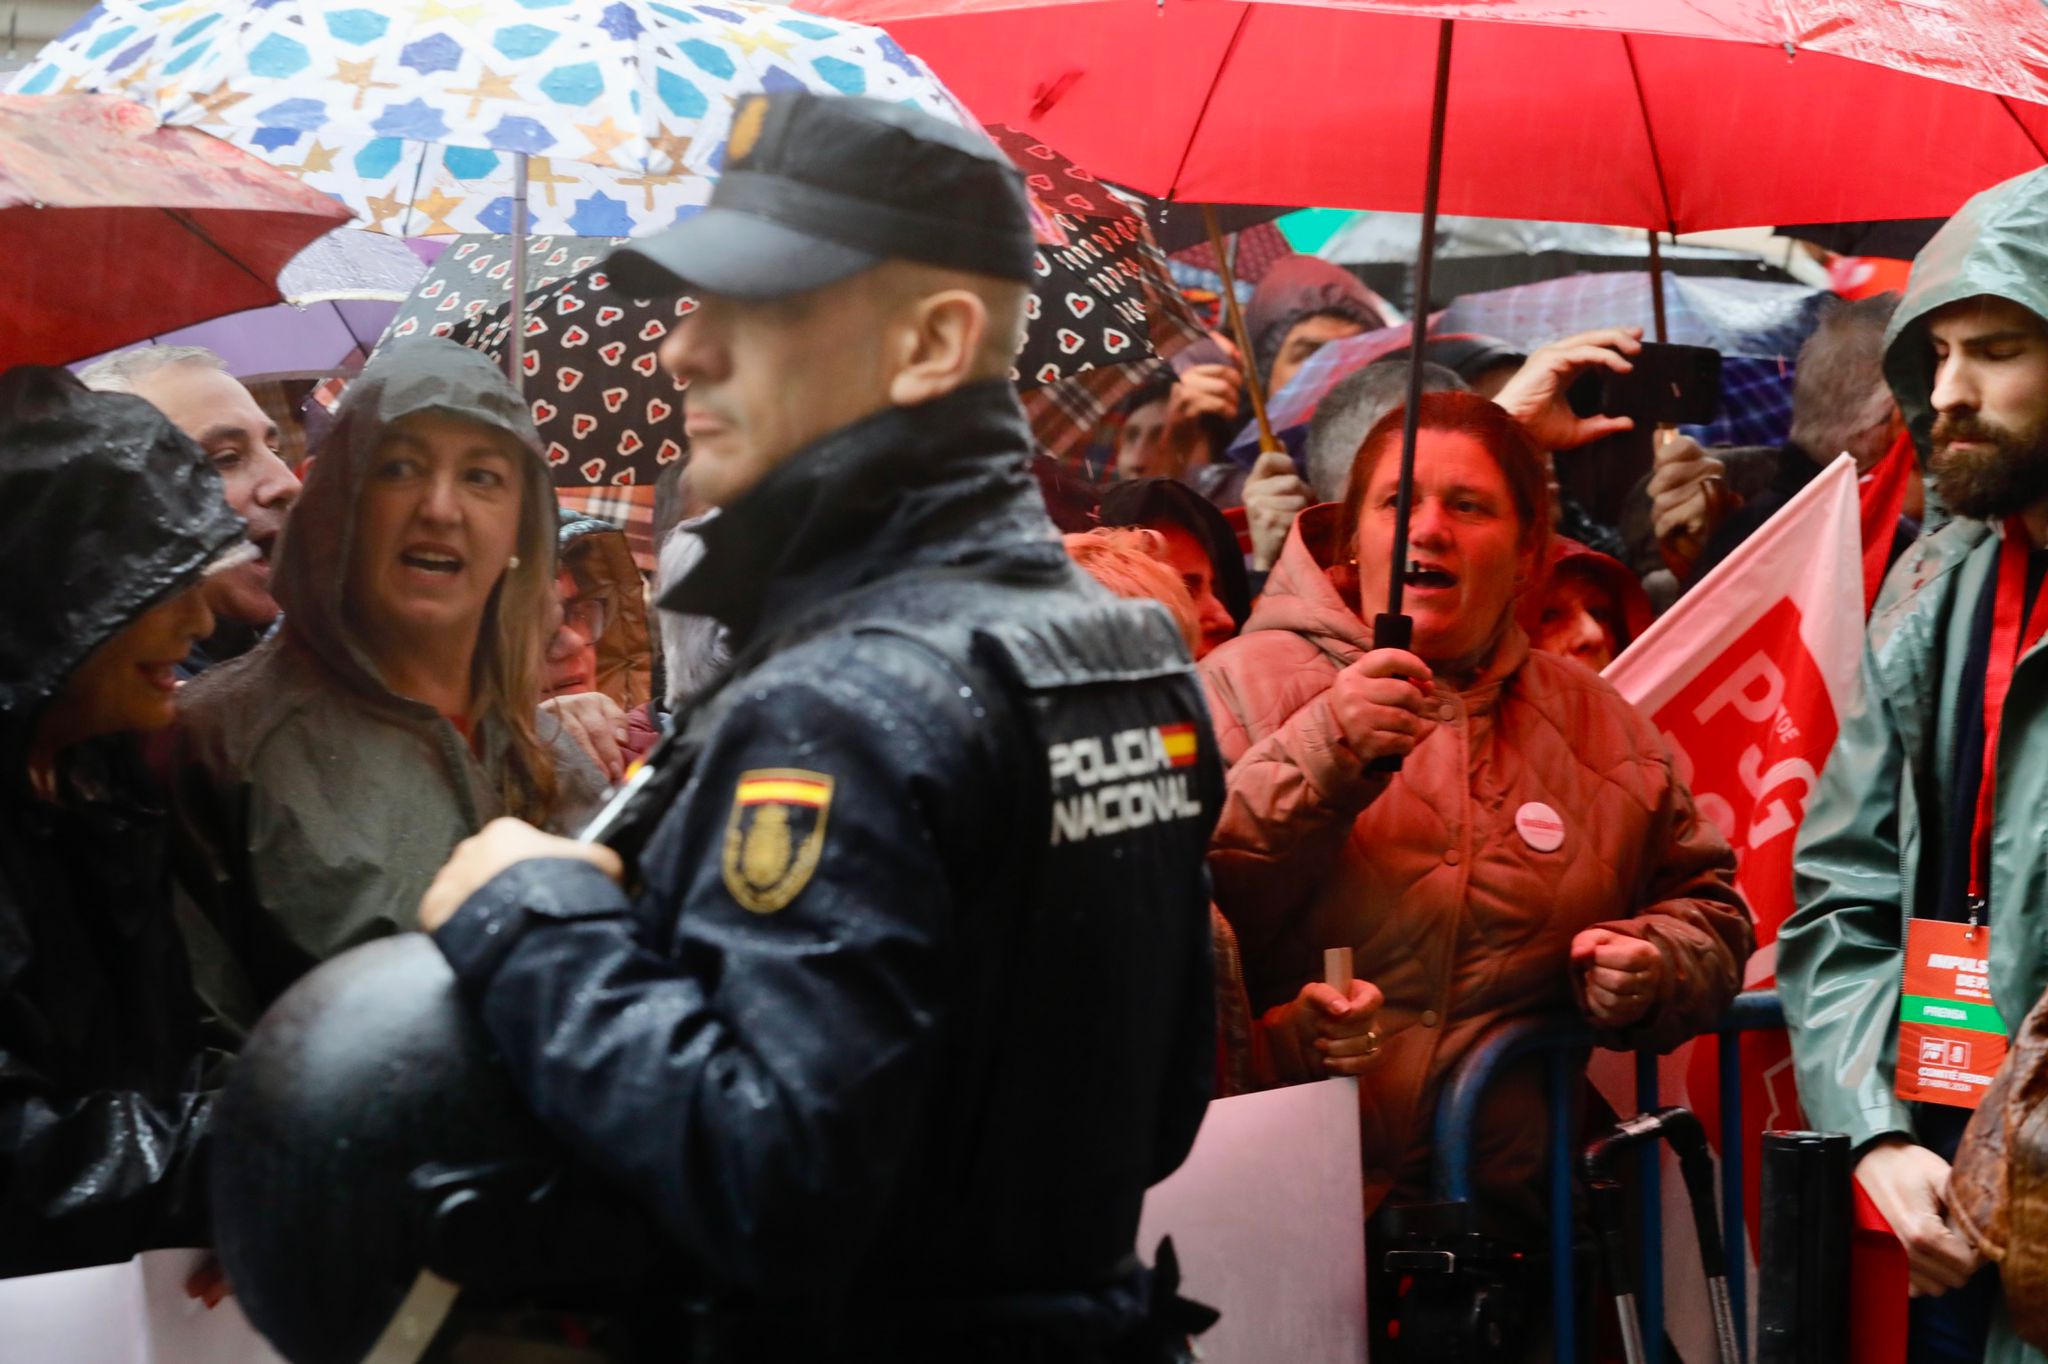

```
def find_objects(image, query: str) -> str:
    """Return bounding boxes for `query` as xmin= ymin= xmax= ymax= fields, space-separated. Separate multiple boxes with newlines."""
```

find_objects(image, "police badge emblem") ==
xmin=723 ymin=769 xmax=834 ymax=913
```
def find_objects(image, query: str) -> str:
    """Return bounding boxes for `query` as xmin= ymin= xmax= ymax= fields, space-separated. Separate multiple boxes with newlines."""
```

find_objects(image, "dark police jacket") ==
xmin=435 ymin=382 xmax=1221 ymax=1355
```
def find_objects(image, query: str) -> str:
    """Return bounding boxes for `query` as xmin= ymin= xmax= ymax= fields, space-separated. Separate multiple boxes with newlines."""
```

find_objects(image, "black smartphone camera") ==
xmin=1567 ymin=341 xmax=1722 ymax=426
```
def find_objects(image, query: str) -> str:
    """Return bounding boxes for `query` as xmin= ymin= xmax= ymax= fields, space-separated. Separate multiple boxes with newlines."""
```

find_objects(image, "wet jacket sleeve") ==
xmin=1572 ymin=709 xmax=1754 ymax=1053
xmin=1205 ymin=675 xmax=1390 ymax=957
xmin=433 ymin=643 xmax=995 ymax=1297
xmin=1779 ymin=640 xmax=1917 ymax=1150
xmin=0 ymin=1017 xmax=213 ymax=1276
xmin=157 ymin=730 xmax=271 ymax=1040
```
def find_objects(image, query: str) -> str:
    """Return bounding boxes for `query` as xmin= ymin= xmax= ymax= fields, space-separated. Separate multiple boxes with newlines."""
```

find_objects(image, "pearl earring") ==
xmin=507 ymin=555 xmax=521 ymax=570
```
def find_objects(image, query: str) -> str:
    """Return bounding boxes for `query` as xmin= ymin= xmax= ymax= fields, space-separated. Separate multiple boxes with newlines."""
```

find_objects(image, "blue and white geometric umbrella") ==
xmin=11 ymin=0 xmax=971 ymax=238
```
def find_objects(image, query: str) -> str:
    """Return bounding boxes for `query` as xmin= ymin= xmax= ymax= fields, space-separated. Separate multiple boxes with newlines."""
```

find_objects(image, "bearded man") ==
xmin=1781 ymin=166 xmax=2048 ymax=1364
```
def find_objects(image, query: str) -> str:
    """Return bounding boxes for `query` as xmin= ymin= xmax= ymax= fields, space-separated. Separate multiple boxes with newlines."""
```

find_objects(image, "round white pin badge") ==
xmin=1515 ymin=801 xmax=1566 ymax=852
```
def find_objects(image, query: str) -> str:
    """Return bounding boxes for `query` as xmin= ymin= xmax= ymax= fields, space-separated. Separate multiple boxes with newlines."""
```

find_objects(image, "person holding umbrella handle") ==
xmin=1200 ymin=386 xmax=1752 ymax=1299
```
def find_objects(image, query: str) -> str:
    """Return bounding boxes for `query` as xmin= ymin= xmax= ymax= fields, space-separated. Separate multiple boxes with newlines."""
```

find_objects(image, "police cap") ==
xmin=607 ymin=90 xmax=1036 ymax=301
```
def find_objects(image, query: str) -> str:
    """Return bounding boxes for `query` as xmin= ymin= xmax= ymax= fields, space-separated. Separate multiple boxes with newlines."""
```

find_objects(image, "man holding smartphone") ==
xmin=1647 ymin=296 xmax=1912 ymax=590
xmin=1239 ymin=325 xmax=1663 ymax=575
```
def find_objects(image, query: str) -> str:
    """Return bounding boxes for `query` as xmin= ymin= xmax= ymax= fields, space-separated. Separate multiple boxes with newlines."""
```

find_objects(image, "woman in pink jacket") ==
xmin=1201 ymin=391 xmax=1752 ymax=1240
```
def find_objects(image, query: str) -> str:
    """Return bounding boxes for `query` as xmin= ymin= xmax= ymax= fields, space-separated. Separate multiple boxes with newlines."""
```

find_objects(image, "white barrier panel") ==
xmin=3 ymin=1080 xmax=1365 ymax=1364
xmin=1138 ymin=1076 xmax=1367 ymax=1363
xmin=0 ymin=1249 xmax=283 ymax=1364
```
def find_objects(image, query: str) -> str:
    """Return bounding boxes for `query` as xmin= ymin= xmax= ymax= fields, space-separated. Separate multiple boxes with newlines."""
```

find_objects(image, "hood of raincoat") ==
xmin=0 ymin=366 xmax=244 ymax=782
xmin=1884 ymin=166 xmax=2048 ymax=452
xmin=1099 ymin=475 xmax=1252 ymax=626
xmin=1236 ymin=501 xmax=1373 ymax=663
xmin=1515 ymin=536 xmax=1654 ymax=656
xmin=556 ymin=508 xmax=651 ymax=709
xmin=1244 ymin=255 xmax=1390 ymax=389
xmin=269 ymin=340 xmax=554 ymax=701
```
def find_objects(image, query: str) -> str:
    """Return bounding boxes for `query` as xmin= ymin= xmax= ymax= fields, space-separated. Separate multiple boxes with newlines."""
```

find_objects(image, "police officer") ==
xmin=418 ymin=91 xmax=1223 ymax=1361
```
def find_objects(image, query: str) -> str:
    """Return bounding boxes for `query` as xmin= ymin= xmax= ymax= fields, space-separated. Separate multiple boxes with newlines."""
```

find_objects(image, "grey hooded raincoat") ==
xmin=168 ymin=342 xmax=603 ymax=1034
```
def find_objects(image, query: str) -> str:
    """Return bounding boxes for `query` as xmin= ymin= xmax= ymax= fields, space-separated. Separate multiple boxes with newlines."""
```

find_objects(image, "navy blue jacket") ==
xmin=435 ymin=383 xmax=1220 ymax=1350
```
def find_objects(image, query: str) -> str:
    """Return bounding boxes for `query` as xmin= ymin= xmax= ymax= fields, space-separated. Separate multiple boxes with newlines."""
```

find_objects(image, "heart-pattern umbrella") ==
xmin=983 ymin=125 xmax=1206 ymax=462
xmin=1016 ymin=213 xmax=1181 ymax=386
xmin=389 ymin=234 xmax=621 ymax=337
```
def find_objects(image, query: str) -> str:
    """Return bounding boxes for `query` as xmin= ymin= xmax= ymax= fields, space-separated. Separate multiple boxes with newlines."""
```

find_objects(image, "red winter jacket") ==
xmin=1199 ymin=505 xmax=1752 ymax=1225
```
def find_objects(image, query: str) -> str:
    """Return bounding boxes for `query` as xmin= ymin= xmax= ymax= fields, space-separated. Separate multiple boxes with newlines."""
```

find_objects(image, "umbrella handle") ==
xmin=1365 ymin=612 xmax=1413 ymax=774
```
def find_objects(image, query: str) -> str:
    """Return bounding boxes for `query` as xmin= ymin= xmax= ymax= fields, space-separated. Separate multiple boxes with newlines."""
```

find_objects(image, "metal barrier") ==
xmin=1427 ymin=989 xmax=1786 ymax=1363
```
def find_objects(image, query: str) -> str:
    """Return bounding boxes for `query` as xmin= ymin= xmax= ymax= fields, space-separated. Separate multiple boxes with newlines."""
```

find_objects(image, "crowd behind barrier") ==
xmin=17 ymin=77 xmax=2048 ymax=1364
xmin=1431 ymin=991 xmax=1787 ymax=1364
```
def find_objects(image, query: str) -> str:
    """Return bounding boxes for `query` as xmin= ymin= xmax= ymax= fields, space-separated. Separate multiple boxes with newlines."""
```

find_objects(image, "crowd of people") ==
xmin=7 ymin=85 xmax=2048 ymax=1364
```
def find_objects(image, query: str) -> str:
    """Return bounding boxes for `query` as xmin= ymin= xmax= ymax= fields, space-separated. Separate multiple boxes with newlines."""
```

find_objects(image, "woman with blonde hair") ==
xmin=1062 ymin=528 xmax=1203 ymax=654
xmin=1064 ymin=527 xmax=1383 ymax=1097
xmin=168 ymin=341 xmax=603 ymax=1032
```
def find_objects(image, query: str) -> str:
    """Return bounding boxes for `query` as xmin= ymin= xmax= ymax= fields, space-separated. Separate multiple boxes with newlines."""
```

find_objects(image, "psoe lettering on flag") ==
xmin=1595 ymin=457 xmax=1866 ymax=1364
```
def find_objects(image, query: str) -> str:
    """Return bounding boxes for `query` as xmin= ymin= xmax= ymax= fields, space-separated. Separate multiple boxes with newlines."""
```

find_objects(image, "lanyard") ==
xmin=1969 ymin=517 xmax=2048 ymax=917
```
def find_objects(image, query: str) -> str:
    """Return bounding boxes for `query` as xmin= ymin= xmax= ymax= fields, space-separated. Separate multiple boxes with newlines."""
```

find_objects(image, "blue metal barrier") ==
xmin=1426 ymin=989 xmax=1786 ymax=1363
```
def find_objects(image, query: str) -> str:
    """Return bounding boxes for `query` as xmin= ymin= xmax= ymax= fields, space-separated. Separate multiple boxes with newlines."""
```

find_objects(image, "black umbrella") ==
xmin=387 ymin=204 xmax=1204 ymax=477
xmin=983 ymin=125 xmax=1209 ymax=460
xmin=1322 ymin=213 xmax=1795 ymax=313
xmin=1775 ymin=218 xmax=1943 ymax=261
xmin=1138 ymin=198 xmax=1292 ymax=255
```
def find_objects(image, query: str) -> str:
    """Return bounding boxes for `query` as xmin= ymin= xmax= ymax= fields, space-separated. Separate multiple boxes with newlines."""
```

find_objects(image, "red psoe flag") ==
xmin=1596 ymin=458 xmax=1901 ymax=1363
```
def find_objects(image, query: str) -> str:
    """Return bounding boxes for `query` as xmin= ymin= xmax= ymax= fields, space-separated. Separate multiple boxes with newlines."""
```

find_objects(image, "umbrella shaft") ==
xmin=1386 ymin=18 xmax=1455 ymax=621
xmin=507 ymin=152 xmax=530 ymax=395
xmin=1648 ymin=229 xmax=1669 ymax=343
xmin=1203 ymin=204 xmax=1277 ymax=453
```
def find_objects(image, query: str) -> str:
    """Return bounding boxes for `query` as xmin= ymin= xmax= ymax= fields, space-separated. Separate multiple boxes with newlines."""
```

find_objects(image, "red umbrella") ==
xmin=802 ymin=0 xmax=2048 ymax=232
xmin=814 ymin=0 xmax=2048 ymax=609
xmin=0 ymin=93 xmax=353 ymax=368
xmin=812 ymin=0 xmax=2048 ymax=624
xmin=805 ymin=2 xmax=2025 ymax=1351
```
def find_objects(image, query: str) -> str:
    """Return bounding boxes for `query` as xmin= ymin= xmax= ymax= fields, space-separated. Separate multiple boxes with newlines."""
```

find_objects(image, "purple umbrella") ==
xmin=74 ymin=227 xmax=423 ymax=379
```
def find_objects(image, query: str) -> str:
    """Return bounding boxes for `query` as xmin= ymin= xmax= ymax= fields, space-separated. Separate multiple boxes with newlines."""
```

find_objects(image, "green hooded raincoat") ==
xmin=1780 ymin=165 xmax=2048 ymax=1364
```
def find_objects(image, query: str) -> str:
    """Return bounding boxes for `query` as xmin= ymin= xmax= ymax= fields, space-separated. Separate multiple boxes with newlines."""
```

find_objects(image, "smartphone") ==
xmin=1567 ymin=342 xmax=1722 ymax=426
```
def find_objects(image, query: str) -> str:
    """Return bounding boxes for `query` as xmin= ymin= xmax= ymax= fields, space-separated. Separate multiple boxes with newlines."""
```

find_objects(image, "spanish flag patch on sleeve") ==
xmin=1158 ymin=722 xmax=1199 ymax=768
xmin=723 ymin=769 xmax=834 ymax=913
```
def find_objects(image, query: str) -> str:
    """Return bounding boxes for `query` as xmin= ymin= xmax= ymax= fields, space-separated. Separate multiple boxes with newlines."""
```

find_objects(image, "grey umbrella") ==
xmin=1319 ymin=212 xmax=1793 ymax=313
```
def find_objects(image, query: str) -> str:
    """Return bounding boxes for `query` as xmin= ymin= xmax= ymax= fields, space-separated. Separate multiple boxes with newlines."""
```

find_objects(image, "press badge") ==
xmin=1895 ymin=918 xmax=2008 ymax=1109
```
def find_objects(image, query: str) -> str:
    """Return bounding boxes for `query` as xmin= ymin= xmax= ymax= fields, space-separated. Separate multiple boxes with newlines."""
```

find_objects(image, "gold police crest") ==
xmin=722 ymin=769 xmax=833 ymax=913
